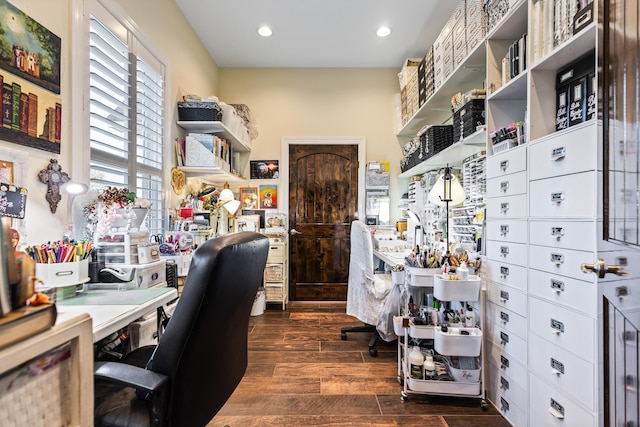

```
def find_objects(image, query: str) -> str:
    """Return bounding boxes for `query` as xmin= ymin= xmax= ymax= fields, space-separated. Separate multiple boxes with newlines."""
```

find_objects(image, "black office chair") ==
xmin=93 ymin=232 xmax=269 ymax=427
xmin=340 ymin=220 xmax=393 ymax=356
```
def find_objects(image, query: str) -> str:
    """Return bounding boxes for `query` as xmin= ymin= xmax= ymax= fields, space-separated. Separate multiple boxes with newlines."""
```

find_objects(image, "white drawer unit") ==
xmin=529 ymin=171 xmax=597 ymax=218
xmin=485 ymin=340 xmax=528 ymax=386
xmin=529 ymin=374 xmax=596 ymax=427
xmin=528 ymin=268 xmax=597 ymax=315
xmin=528 ymin=333 xmax=596 ymax=410
xmin=528 ymin=123 xmax=599 ymax=181
xmin=529 ymin=220 xmax=596 ymax=252
xmin=263 ymin=238 xmax=288 ymax=310
xmin=486 ymin=240 xmax=527 ymax=268
xmin=486 ymin=362 xmax=529 ymax=426
xmin=486 ymin=302 xmax=527 ymax=338
xmin=486 ymin=282 xmax=527 ymax=317
xmin=486 ymin=171 xmax=527 ymax=198
xmin=485 ymin=320 xmax=527 ymax=364
xmin=484 ymin=260 xmax=528 ymax=292
xmin=486 ymin=194 xmax=528 ymax=219
xmin=528 ymin=297 xmax=596 ymax=364
xmin=486 ymin=219 xmax=527 ymax=244
xmin=529 ymin=244 xmax=595 ymax=282
xmin=487 ymin=145 xmax=527 ymax=177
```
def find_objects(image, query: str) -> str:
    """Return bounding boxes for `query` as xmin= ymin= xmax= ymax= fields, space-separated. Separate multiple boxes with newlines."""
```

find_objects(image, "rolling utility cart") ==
xmin=397 ymin=267 xmax=487 ymax=409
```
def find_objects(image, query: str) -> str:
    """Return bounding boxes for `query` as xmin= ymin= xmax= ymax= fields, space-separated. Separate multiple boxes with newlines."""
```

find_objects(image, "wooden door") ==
xmin=601 ymin=1 xmax=640 ymax=425
xmin=288 ymin=144 xmax=358 ymax=301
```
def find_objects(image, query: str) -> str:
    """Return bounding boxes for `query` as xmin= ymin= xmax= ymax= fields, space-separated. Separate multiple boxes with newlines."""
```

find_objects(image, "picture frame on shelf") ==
xmin=241 ymin=209 xmax=265 ymax=229
xmin=239 ymin=187 xmax=258 ymax=210
xmin=0 ymin=160 xmax=13 ymax=183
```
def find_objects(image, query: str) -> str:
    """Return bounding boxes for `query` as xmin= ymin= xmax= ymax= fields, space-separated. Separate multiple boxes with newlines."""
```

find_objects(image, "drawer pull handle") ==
xmin=500 ymin=246 xmax=509 ymax=257
xmin=500 ymin=181 xmax=509 ymax=192
xmin=500 ymin=290 xmax=510 ymax=302
xmin=500 ymin=376 xmax=510 ymax=390
xmin=551 ymin=192 xmax=565 ymax=204
xmin=500 ymin=331 xmax=509 ymax=345
xmin=551 ymin=318 xmax=565 ymax=334
xmin=551 ymin=226 xmax=564 ymax=239
xmin=551 ymin=358 xmax=565 ymax=375
xmin=551 ymin=146 xmax=566 ymax=161
xmin=500 ymin=266 xmax=510 ymax=278
xmin=500 ymin=160 xmax=509 ymax=171
xmin=549 ymin=399 xmax=565 ymax=419
xmin=500 ymin=225 xmax=509 ymax=235
xmin=500 ymin=202 xmax=509 ymax=213
xmin=500 ymin=355 xmax=510 ymax=369
xmin=500 ymin=397 xmax=510 ymax=412
xmin=550 ymin=253 xmax=564 ymax=265
xmin=551 ymin=279 xmax=565 ymax=293
xmin=500 ymin=311 xmax=509 ymax=323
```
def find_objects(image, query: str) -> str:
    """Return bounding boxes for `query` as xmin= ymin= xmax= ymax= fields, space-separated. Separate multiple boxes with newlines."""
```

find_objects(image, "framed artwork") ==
xmin=235 ymin=214 xmax=261 ymax=232
xmin=239 ymin=187 xmax=258 ymax=210
xmin=259 ymin=184 xmax=277 ymax=209
xmin=250 ymin=160 xmax=279 ymax=179
xmin=241 ymin=209 xmax=265 ymax=229
xmin=0 ymin=160 xmax=13 ymax=183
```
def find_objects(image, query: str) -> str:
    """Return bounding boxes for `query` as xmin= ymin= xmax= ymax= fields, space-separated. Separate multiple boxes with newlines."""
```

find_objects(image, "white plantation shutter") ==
xmin=89 ymin=6 xmax=165 ymax=235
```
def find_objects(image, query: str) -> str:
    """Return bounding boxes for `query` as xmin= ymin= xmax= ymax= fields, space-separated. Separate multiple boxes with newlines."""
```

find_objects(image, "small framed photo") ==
xmin=0 ymin=160 xmax=14 ymax=184
xmin=250 ymin=160 xmax=279 ymax=179
xmin=239 ymin=187 xmax=258 ymax=210
xmin=259 ymin=184 xmax=277 ymax=209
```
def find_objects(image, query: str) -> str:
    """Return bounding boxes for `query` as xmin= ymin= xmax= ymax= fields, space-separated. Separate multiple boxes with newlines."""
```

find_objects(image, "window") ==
xmin=88 ymin=2 xmax=165 ymax=235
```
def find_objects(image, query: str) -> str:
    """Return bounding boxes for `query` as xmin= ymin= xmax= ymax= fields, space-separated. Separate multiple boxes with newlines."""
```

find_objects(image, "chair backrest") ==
xmin=149 ymin=232 xmax=269 ymax=426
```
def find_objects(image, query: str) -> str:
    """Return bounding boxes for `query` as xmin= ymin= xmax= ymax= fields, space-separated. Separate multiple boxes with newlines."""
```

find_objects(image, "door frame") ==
xmin=280 ymin=136 xmax=367 ymax=227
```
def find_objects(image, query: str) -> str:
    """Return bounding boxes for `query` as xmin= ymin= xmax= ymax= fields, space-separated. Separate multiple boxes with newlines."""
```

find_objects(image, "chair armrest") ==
xmin=94 ymin=361 xmax=169 ymax=394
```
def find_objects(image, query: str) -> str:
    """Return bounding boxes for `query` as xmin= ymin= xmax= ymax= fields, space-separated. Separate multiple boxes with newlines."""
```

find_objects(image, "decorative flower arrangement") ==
xmin=84 ymin=187 xmax=151 ymax=237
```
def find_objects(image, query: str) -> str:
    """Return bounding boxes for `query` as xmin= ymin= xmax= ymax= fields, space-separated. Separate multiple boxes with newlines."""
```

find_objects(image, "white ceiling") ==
xmin=175 ymin=0 xmax=459 ymax=68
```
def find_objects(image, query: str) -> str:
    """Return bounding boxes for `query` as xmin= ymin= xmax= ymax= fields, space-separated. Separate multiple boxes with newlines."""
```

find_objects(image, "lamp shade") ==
xmin=219 ymin=188 xmax=240 ymax=215
xmin=427 ymin=173 xmax=466 ymax=207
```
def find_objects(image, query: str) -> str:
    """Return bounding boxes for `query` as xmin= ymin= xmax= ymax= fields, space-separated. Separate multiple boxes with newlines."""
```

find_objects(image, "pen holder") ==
xmin=36 ymin=259 xmax=90 ymax=288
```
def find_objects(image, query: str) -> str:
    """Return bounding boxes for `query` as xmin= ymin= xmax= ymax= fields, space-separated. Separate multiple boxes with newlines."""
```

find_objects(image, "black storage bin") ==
xmin=556 ymin=50 xmax=595 ymax=131
xmin=453 ymin=99 xmax=485 ymax=142
xmin=177 ymin=101 xmax=223 ymax=121
xmin=420 ymin=125 xmax=453 ymax=157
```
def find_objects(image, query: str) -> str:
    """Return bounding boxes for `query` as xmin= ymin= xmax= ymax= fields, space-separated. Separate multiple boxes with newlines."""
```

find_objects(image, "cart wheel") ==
xmin=369 ymin=347 xmax=377 ymax=357
xmin=401 ymin=392 xmax=408 ymax=401
xmin=341 ymin=332 xmax=347 ymax=340
xmin=481 ymin=400 xmax=489 ymax=411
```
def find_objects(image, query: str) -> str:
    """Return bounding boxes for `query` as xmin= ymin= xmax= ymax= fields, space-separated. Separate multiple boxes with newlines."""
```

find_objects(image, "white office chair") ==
xmin=341 ymin=220 xmax=393 ymax=356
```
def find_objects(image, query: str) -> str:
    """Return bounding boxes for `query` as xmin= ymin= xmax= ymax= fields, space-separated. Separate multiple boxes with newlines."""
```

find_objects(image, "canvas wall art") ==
xmin=250 ymin=160 xmax=279 ymax=179
xmin=259 ymin=184 xmax=277 ymax=209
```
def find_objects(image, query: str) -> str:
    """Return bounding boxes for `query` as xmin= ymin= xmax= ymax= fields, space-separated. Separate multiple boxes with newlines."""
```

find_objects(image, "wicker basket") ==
xmin=177 ymin=101 xmax=222 ymax=121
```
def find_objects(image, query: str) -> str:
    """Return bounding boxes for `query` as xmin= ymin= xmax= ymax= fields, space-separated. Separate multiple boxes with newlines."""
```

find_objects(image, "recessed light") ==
xmin=258 ymin=26 xmax=272 ymax=37
xmin=376 ymin=26 xmax=391 ymax=38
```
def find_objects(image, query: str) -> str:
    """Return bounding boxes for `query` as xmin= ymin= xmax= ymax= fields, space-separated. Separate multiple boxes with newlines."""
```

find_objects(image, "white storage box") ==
xmin=137 ymin=243 xmax=160 ymax=264
xmin=128 ymin=311 xmax=158 ymax=351
xmin=407 ymin=267 xmax=440 ymax=286
xmin=409 ymin=323 xmax=436 ymax=339
xmin=36 ymin=259 xmax=89 ymax=287
xmin=434 ymin=326 xmax=482 ymax=357
xmin=446 ymin=356 xmax=481 ymax=382
xmin=433 ymin=275 xmax=481 ymax=301
xmin=184 ymin=133 xmax=229 ymax=169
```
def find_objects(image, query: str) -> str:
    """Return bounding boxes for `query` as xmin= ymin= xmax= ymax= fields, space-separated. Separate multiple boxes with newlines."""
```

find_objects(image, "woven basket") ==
xmin=177 ymin=101 xmax=222 ymax=121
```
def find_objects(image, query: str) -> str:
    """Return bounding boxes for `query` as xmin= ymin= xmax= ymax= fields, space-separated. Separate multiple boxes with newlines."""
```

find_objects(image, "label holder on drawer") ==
xmin=551 ymin=357 xmax=565 ymax=376
xmin=549 ymin=398 xmax=565 ymax=419
xmin=550 ymin=278 xmax=565 ymax=293
xmin=551 ymin=318 xmax=565 ymax=334
xmin=551 ymin=146 xmax=566 ymax=161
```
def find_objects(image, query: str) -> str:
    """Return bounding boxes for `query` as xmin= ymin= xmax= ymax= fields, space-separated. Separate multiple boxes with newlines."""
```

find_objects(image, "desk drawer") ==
xmin=486 ymin=194 xmax=527 ymax=219
xmin=486 ymin=361 xmax=529 ymax=423
xmin=529 ymin=244 xmax=595 ymax=281
xmin=528 ymin=333 xmax=596 ymax=410
xmin=486 ymin=339 xmax=528 ymax=381
xmin=529 ymin=296 xmax=595 ymax=363
xmin=529 ymin=220 xmax=595 ymax=252
xmin=529 ymin=374 xmax=596 ymax=427
xmin=528 ymin=268 xmax=596 ymax=315
xmin=486 ymin=219 xmax=527 ymax=244
xmin=487 ymin=240 xmax=527 ymax=268
xmin=529 ymin=171 xmax=597 ymax=218
xmin=529 ymin=123 xmax=598 ymax=181
xmin=486 ymin=171 xmax=527 ymax=198
xmin=487 ymin=282 xmax=527 ymax=315
xmin=486 ymin=320 xmax=527 ymax=362
xmin=485 ymin=260 xmax=527 ymax=292
xmin=486 ymin=301 xmax=527 ymax=338
xmin=487 ymin=144 xmax=527 ymax=177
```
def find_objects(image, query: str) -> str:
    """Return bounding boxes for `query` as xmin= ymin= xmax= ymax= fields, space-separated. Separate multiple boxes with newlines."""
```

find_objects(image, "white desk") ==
xmin=373 ymin=249 xmax=410 ymax=269
xmin=56 ymin=287 xmax=178 ymax=342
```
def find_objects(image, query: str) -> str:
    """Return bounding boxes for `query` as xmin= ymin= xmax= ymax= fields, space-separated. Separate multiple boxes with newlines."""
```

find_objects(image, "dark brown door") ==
xmin=288 ymin=144 xmax=358 ymax=301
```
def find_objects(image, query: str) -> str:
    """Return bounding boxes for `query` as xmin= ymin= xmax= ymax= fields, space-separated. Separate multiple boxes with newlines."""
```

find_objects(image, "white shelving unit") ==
xmin=263 ymin=238 xmax=288 ymax=310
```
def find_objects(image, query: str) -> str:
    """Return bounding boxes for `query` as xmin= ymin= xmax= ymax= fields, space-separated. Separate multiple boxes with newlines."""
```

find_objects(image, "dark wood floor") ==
xmin=208 ymin=302 xmax=510 ymax=427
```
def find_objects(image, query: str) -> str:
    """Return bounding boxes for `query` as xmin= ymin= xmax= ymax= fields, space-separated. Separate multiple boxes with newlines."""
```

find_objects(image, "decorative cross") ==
xmin=38 ymin=158 xmax=70 ymax=213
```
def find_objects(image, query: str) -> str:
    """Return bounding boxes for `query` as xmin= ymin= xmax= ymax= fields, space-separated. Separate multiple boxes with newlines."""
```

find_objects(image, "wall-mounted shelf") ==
xmin=398 ymin=129 xmax=486 ymax=178
xmin=178 ymin=166 xmax=248 ymax=185
xmin=177 ymin=121 xmax=251 ymax=152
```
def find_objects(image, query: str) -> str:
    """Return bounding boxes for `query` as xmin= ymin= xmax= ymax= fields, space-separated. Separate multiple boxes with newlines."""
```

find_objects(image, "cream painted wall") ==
xmin=0 ymin=0 xmax=219 ymax=244
xmin=218 ymin=67 xmax=406 ymax=223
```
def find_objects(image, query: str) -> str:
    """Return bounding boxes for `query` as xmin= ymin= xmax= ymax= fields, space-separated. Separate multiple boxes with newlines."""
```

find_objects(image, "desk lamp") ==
xmin=427 ymin=165 xmax=466 ymax=253
xmin=62 ymin=181 xmax=89 ymax=241
xmin=215 ymin=184 xmax=240 ymax=235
